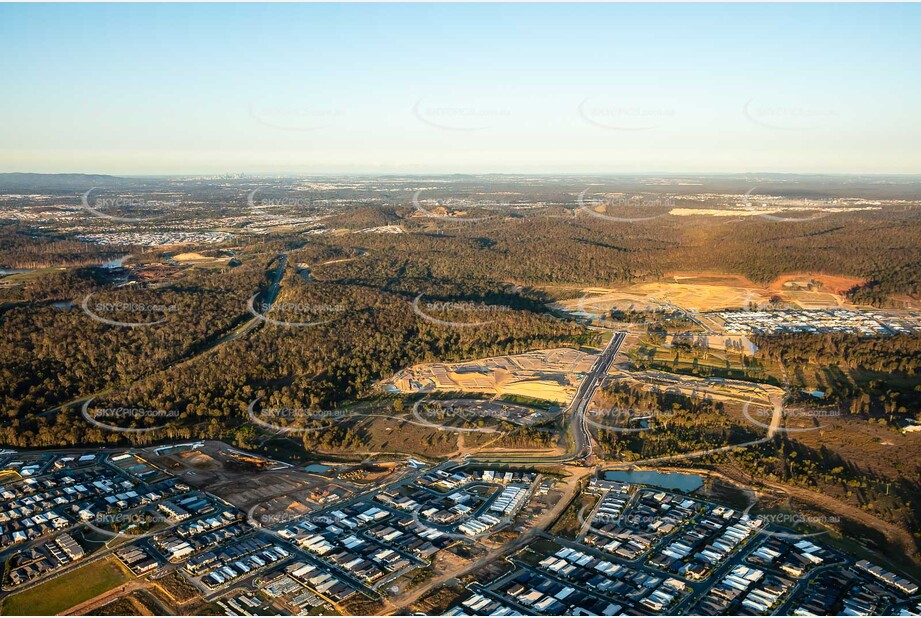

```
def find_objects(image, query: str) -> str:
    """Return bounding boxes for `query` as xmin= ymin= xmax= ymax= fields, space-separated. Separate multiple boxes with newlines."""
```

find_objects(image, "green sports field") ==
xmin=1 ymin=558 xmax=131 ymax=616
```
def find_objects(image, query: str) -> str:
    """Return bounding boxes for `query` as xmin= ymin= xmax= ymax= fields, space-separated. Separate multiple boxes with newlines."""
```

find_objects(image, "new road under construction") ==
xmin=468 ymin=331 xmax=627 ymax=466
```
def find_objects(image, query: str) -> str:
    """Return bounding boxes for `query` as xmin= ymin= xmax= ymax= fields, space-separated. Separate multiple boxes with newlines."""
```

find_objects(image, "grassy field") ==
xmin=496 ymin=393 xmax=558 ymax=410
xmin=628 ymin=338 xmax=784 ymax=385
xmin=1 ymin=558 xmax=131 ymax=616
xmin=0 ymin=266 xmax=66 ymax=287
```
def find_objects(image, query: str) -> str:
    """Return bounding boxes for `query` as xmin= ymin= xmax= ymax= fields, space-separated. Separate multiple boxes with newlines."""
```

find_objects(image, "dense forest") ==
xmin=0 ymin=228 xmax=592 ymax=447
xmin=0 ymin=224 xmax=124 ymax=269
xmin=734 ymin=435 xmax=921 ymax=551
xmin=753 ymin=333 xmax=921 ymax=416
xmin=589 ymin=383 xmax=751 ymax=461
xmin=239 ymin=195 xmax=921 ymax=301
xmin=753 ymin=332 xmax=921 ymax=374
xmin=2 ymin=178 xmax=920 ymax=451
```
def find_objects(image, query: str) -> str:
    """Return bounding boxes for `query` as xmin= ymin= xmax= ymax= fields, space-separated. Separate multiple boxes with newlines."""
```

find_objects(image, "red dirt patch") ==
xmin=769 ymin=273 xmax=866 ymax=295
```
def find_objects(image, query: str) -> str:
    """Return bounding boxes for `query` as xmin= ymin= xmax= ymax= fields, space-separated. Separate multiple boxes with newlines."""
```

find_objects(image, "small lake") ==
xmin=604 ymin=470 xmax=704 ymax=492
xmin=305 ymin=463 xmax=332 ymax=474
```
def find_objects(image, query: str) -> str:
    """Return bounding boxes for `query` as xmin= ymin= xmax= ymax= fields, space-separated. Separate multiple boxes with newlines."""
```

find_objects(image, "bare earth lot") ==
xmin=555 ymin=271 xmax=874 ymax=316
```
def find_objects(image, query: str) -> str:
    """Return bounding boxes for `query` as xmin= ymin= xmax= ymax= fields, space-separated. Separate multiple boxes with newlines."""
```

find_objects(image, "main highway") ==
xmin=468 ymin=330 xmax=627 ymax=465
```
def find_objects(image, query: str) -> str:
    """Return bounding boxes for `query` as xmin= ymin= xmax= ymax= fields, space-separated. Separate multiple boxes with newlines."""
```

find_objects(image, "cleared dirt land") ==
xmin=385 ymin=347 xmax=597 ymax=404
xmin=149 ymin=442 xmax=357 ymax=512
xmin=555 ymin=271 xmax=870 ymax=316
xmin=604 ymin=365 xmax=784 ymax=407
xmin=170 ymin=251 xmax=233 ymax=268
xmin=769 ymin=272 xmax=866 ymax=295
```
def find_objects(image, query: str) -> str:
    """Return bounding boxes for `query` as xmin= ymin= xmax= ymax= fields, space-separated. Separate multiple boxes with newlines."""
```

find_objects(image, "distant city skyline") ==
xmin=1 ymin=3 xmax=919 ymax=175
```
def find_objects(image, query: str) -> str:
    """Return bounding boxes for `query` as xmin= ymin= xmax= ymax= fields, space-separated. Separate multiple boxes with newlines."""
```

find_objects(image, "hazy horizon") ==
xmin=7 ymin=171 xmax=921 ymax=177
xmin=2 ymin=3 xmax=920 ymax=175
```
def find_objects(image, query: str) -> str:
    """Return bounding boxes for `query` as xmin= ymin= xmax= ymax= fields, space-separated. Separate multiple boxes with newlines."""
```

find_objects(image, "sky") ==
xmin=1 ymin=3 xmax=919 ymax=176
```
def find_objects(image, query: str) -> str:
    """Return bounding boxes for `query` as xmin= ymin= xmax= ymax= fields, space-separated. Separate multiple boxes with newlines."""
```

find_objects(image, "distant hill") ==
xmin=0 ymin=173 xmax=126 ymax=192
xmin=331 ymin=204 xmax=402 ymax=229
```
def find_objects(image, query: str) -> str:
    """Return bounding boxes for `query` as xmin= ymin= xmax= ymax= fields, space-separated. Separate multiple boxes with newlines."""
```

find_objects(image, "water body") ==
xmin=604 ymin=469 xmax=704 ymax=492
xmin=0 ymin=269 xmax=30 ymax=275
xmin=305 ymin=463 xmax=332 ymax=474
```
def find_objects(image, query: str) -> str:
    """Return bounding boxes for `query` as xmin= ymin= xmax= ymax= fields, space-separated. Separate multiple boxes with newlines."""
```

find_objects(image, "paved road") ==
xmin=569 ymin=331 xmax=628 ymax=461
xmin=468 ymin=331 xmax=627 ymax=466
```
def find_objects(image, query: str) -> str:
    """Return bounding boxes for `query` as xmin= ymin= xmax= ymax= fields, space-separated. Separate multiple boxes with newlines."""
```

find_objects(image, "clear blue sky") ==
xmin=1 ymin=3 xmax=919 ymax=175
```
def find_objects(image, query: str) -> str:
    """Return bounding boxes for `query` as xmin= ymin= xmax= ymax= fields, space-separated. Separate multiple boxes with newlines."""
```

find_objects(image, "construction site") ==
xmin=384 ymin=347 xmax=598 ymax=405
